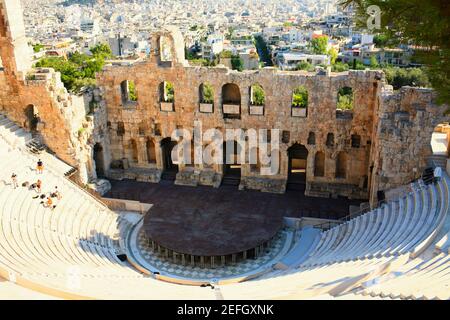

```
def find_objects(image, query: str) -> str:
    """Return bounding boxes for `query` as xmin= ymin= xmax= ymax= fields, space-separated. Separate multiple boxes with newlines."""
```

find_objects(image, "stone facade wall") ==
xmin=95 ymin=29 xmax=383 ymax=199
xmin=0 ymin=0 xmax=93 ymax=184
xmin=369 ymin=86 xmax=449 ymax=204
xmin=1 ymin=2 xmax=448 ymax=204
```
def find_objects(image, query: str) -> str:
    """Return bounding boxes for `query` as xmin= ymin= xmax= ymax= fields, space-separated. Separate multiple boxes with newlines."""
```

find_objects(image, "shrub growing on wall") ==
xmin=292 ymin=86 xmax=308 ymax=108
xmin=337 ymin=87 xmax=353 ymax=110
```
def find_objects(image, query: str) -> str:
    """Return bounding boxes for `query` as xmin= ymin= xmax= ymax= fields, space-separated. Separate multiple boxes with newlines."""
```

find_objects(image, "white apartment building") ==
xmin=201 ymin=34 xmax=224 ymax=60
xmin=277 ymin=52 xmax=329 ymax=70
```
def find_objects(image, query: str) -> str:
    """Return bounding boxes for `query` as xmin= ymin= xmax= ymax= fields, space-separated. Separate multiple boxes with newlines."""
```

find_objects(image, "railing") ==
xmin=314 ymin=220 xmax=342 ymax=231
xmin=338 ymin=198 xmax=386 ymax=223
xmin=315 ymin=181 xmax=422 ymax=231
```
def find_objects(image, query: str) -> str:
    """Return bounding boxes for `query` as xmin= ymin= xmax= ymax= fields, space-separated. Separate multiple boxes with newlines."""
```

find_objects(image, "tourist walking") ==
xmin=11 ymin=173 xmax=18 ymax=189
xmin=36 ymin=159 xmax=44 ymax=174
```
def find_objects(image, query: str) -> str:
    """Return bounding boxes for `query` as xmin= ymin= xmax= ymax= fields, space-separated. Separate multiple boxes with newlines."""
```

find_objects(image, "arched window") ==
xmin=292 ymin=86 xmax=308 ymax=117
xmin=307 ymin=132 xmax=316 ymax=145
xmin=249 ymin=84 xmax=265 ymax=106
xmin=336 ymin=152 xmax=347 ymax=179
xmin=159 ymin=81 xmax=174 ymax=102
xmin=160 ymin=36 xmax=173 ymax=62
xmin=222 ymin=83 xmax=241 ymax=105
xmin=314 ymin=151 xmax=325 ymax=177
xmin=326 ymin=133 xmax=334 ymax=147
xmin=200 ymin=83 xmax=214 ymax=104
xmin=93 ymin=143 xmax=105 ymax=178
xmin=120 ymin=80 xmax=137 ymax=104
xmin=351 ymin=134 xmax=361 ymax=148
xmin=138 ymin=121 xmax=146 ymax=136
xmin=222 ymin=83 xmax=241 ymax=118
xmin=146 ymin=139 xmax=157 ymax=164
xmin=117 ymin=121 xmax=125 ymax=136
xmin=337 ymin=87 xmax=353 ymax=110
xmin=24 ymin=104 xmax=39 ymax=131
xmin=130 ymin=139 xmax=138 ymax=163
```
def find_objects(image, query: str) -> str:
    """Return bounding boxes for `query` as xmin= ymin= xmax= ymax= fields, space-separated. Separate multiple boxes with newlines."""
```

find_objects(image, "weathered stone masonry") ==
xmin=1 ymin=3 xmax=448 ymax=204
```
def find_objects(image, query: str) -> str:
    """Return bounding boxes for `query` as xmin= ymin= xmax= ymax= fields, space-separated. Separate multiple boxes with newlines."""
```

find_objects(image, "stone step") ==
xmin=161 ymin=171 xmax=177 ymax=181
xmin=221 ymin=175 xmax=240 ymax=186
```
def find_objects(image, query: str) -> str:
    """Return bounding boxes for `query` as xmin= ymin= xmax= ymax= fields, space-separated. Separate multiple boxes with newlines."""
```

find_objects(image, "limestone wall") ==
xmin=97 ymin=45 xmax=382 ymax=198
xmin=369 ymin=86 xmax=449 ymax=204
xmin=0 ymin=1 xmax=446 ymax=203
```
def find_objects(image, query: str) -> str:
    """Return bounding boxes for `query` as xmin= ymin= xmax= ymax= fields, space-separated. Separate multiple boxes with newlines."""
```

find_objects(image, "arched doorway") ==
xmin=146 ymin=139 xmax=157 ymax=164
xmin=161 ymin=137 xmax=178 ymax=180
xmin=24 ymin=104 xmax=39 ymax=132
xmin=429 ymin=123 xmax=450 ymax=168
xmin=222 ymin=140 xmax=242 ymax=186
xmin=93 ymin=143 xmax=105 ymax=178
xmin=287 ymin=143 xmax=308 ymax=191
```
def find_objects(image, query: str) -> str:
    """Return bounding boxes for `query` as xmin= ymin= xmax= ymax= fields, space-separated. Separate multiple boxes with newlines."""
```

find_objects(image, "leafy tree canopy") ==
xmin=339 ymin=0 xmax=450 ymax=104
xmin=310 ymin=36 xmax=329 ymax=55
xmin=34 ymin=43 xmax=113 ymax=92
xmin=231 ymin=55 xmax=244 ymax=71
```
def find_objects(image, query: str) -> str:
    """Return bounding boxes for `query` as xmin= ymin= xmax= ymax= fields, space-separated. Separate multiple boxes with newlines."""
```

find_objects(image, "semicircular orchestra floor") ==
xmin=133 ymin=224 xmax=289 ymax=280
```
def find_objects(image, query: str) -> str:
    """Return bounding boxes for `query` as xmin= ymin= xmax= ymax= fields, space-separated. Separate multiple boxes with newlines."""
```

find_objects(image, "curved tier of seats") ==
xmin=0 ymin=142 xmax=217 ymax=299
xmin=0 ymin=115 xmax=449 ymax=299
xmin=298 ymin=178 xmax=448 ymax=267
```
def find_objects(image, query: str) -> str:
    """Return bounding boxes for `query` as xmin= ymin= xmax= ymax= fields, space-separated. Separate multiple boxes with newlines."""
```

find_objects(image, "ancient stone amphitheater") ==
xmin=0 ymin=119 xmax=449 ymax=299
xmin=0 ymin=0 xmax=449 ymax=300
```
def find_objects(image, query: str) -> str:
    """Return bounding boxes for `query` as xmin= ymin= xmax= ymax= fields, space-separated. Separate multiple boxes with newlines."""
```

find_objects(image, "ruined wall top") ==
xmin=149 ymin=26 xmax=188 ymax=67
xmin=0 ymin=0 xmax=32 ymax=75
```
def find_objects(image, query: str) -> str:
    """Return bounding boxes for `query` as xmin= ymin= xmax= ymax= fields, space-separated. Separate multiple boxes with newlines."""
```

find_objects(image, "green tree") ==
xmin=328 ymin=47 xmax=338 ymax=64
xmin=220 ymin=50 xmax=233 ymax=59
xmin=34 ymin=44 xmax=112 ymax=92
xmin=90 ymin=43 xmax=112 ymax=59
xmin=35 ymin=57 xmax=83 ymax=91
xmin=350 ymin=60 xmax=366 ymax=70
xmin=32 ymin=44 xmax=44 ymax=53
xmin=383 ymin=66 xmax=430 ymax=90
xmin=310 ymin=36 xmax=329 ymax=54
xmin=292 ymin=86 xmax=308 ymax=108
xmin=332 ymin=62 xmax=350 ymax=72
xmin=254 ymin=35 xmax=273 ymax=66
xmin=373 ymin=34 xmax=389 ymax=47
xmin=296 ymin=61 xmax=314 ymax=71
xmin=369 ymin=56 xmax=379 ymax=68
xmin=339 ymin=0 xmax=450 ymax=104
xmin=231 ymin=55 xmax=244 ymax=71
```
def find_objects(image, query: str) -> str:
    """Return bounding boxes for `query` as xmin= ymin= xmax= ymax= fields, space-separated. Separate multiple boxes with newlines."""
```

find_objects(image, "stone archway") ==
xmin=429 ymin=123 xmax=450 ymax=168
xmin=222 ymin=140 xmax=242 ymax=186
xmin=160 ymin=137 xmax=178 ymax=180
xmin=24 ymin=104 xmax=39 ymax=132
xmin=93 ymin=143 xmax=105 ymax=178
xmin=287 ymin=143 xmax=308 ymax=190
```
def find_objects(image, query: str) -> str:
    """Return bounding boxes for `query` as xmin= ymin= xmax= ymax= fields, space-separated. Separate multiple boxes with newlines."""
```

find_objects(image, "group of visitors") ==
xmin=10 ymin=159 xmax=62 ymax=211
